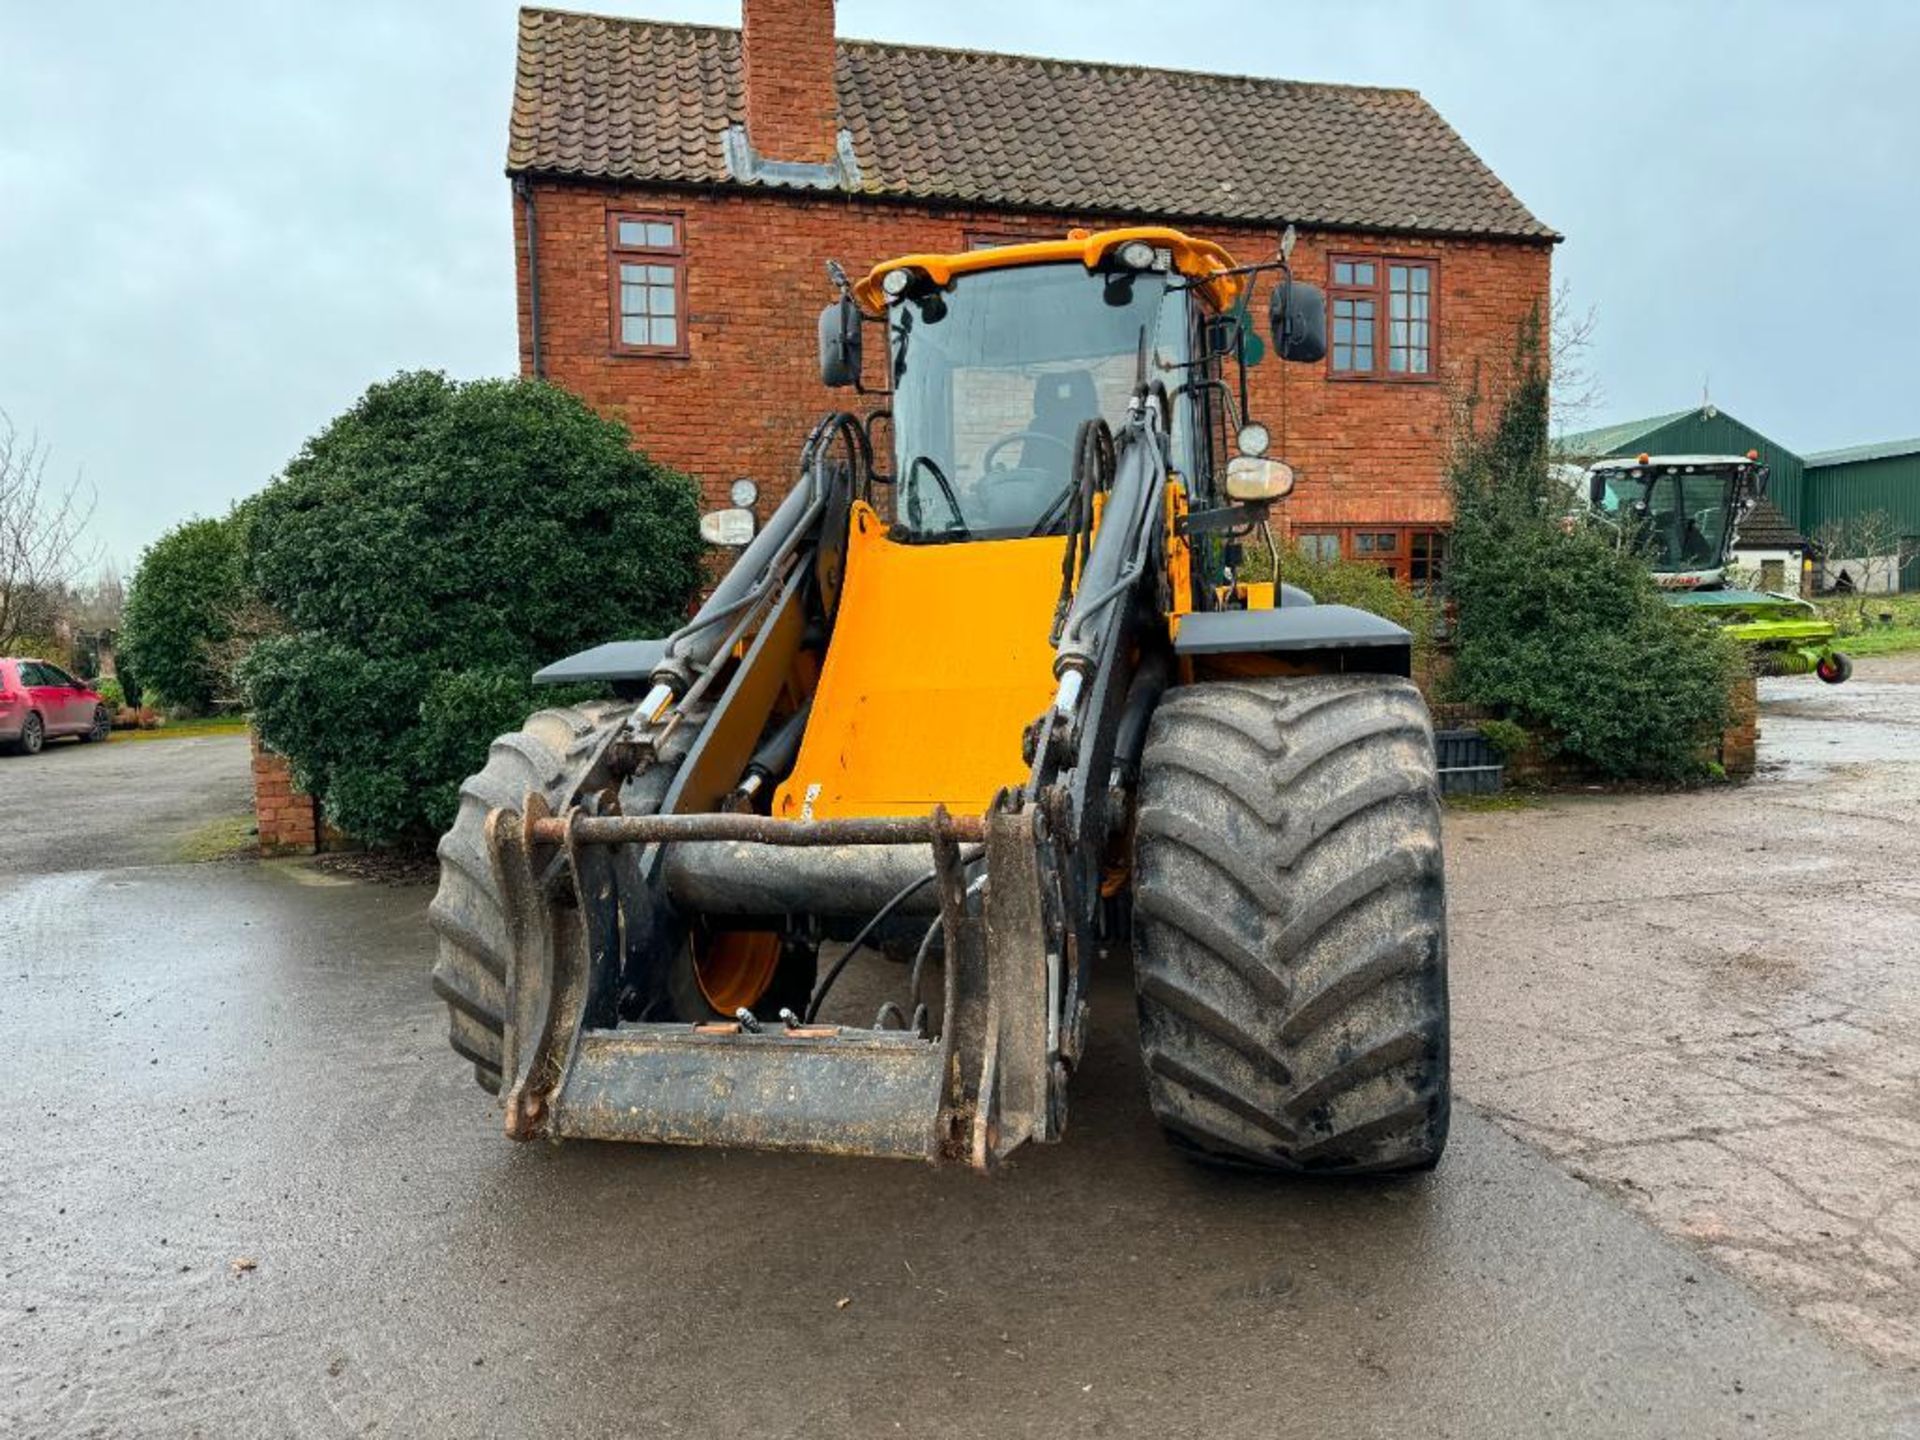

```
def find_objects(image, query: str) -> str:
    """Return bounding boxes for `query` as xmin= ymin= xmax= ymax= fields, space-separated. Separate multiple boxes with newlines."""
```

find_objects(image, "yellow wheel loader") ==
xmin=430 ymin=226 xmax=1450 ymax=1174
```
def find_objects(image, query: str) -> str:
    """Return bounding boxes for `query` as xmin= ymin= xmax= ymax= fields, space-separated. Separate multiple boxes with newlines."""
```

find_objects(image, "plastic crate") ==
xmin=1434 ymin=727 xmax=1504 ymax=796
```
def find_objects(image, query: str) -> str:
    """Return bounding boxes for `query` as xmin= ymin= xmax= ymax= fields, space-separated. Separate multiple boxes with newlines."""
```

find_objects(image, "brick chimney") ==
xmin=741 ymin=0 xmax=839 ymax=165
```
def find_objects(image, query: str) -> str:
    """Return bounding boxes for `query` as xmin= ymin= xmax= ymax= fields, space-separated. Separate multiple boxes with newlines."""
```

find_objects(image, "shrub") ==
xmin=121 ymin=515 xmax=249 ymax=713
xmin=240 ymin=371 xmax=703 ymax=844
xmin=1444 ymin=313 xmax=1742 ymax=782
xmin=1475 ymin=716 xmax=1530 ymax=759
xmin=11 ymin=635 xmax=68 ymax=667
xmin=93 ymin=676 xmax=126 ymax=710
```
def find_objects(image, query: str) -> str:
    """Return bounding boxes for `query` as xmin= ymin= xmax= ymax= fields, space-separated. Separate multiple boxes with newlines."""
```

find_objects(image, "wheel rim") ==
xmin=91 ymin=707 xmax=110 ymax=740
xmin=694 ymin=931 xmax=783 ymax=1014
xmin=24 ymin=716 xmax=41 ymax=751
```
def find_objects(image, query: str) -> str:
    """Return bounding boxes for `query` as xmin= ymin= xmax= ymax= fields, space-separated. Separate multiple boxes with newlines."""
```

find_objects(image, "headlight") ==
xmin=1236 ymin=423 xmax=1271 ymax=458
xmin=1224 ymin=457 xmax=1296 ymax=504
xmin=881 ymin=267 xmax=913 ymax=298
xmin=729 ymin=477 xmax=759 ymax=508
xmin=699 ymin=507 xmax=757 ymax=547
xmin=1116 ymin=240 xmax=1158 ymax=270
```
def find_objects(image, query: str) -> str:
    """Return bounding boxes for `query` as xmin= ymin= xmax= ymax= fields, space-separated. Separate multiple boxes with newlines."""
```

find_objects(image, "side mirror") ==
xmin=1225 ymin=456 xmax=1296 ymax=504
xmin=1268 ymin=279 xmax=1327 ymax=364
xmin=818 ymin=298 xmax=862 ymax=388
xmin=1588 ymin=472 xmax=1607 ymax=507
xmin=1754 ymin=465 xmax=1771 ymax=499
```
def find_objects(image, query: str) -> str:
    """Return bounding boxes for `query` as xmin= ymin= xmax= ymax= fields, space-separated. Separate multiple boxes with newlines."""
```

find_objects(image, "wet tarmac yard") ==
xmin=3 ymin=668 xmax=1918 ymax=1437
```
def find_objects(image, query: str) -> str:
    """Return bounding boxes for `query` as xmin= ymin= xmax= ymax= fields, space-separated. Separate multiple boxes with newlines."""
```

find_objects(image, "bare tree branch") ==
xmin=1812 ymin=509 xmax=1901 ymax=621
xmin=0 ymin=413 xmax=99 ymax=652
xmin=1548 ymin=278 xmax=1603 ymax=436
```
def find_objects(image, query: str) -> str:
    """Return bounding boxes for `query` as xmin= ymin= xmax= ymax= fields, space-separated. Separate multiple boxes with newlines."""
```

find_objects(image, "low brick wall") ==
xmin=1430 ymin=672 xmax=1759 ymax=785
xmin=250 ymin=733 xmax=323 ymax=856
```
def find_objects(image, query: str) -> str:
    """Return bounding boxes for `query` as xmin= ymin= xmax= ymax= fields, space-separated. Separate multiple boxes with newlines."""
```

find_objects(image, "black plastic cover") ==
xmin=533 ymin=638 xmax=669 ymax=686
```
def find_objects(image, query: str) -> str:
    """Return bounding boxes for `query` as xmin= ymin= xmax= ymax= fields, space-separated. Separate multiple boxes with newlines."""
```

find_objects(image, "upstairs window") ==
xmin=609 ymin=211 xmax=686 ymax=356
xmin=1329 ymin=255 xmax=1436 ymax=380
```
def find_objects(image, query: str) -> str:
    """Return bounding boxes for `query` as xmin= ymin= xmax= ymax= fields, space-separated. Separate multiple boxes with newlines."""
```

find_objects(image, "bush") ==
xmin=240 ymin=371 xmax=703 ymax=844
xmin=11 ymin=635 xmax=68 ymax=667
xmin=93 ymin=676 xmax=125 ymax=710
xmin=1475 ymin=717 xmax=1530 ymax=759
xmin=1444 ymin=314 xmax=1742 ymax=782
xmin=121 ymin=515 xmax=249 ymax=713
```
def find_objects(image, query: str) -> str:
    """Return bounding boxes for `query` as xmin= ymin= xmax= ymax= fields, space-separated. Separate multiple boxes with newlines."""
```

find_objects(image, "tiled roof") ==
xmin=509 ymin=8 xmax=1557 ymax=241
xmin=1803 ymin=436 xmax=1920 ymax=467
xmin=1733 ymin=497 xmax=1809 ymax=550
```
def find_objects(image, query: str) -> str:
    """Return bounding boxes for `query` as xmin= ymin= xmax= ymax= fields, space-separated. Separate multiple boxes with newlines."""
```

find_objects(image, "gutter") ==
xmin=514 ymin=176 xmax=545 ymax=379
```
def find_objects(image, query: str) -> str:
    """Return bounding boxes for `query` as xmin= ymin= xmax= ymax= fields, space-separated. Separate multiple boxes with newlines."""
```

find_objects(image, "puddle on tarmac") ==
xmin=1757 ymin=677 xmax=1920 ymax=783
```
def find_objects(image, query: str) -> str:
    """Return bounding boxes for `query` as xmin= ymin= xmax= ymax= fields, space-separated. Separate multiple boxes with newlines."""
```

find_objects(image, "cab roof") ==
xmin=1587 ymin=454 xmax=1759 ymax=471
xmin=855 ymin=226 xmax=1245 ymax=312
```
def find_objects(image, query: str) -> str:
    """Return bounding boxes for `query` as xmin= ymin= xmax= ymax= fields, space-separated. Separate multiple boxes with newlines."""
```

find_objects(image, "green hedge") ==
xmin=121 ymin=515 xmax=249 ymax=714
xmin=240 ymin=371 xmax=704 ymax=844
xmin=1445 ymin=316 xmax=1742 ymax=781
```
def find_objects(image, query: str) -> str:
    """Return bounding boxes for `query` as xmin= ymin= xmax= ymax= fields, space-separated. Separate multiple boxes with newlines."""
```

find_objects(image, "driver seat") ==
xmin=1020 ymin=370 xmax=1098 ymax=481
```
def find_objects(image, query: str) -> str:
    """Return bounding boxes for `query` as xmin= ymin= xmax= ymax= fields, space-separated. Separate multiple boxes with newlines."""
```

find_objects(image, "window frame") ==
xmin=1326 ymin=252 xmax=1439 ymax=384
xmin=607 ymin=209 xmax=689 ymax=358
xmin=1294 ymin=524 xmax=1450 ymax=590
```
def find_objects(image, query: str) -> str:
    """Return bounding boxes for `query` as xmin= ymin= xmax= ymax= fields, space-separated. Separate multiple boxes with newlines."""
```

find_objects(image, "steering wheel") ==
xmin=906 ymin=454 xmax=968 ymax=535
xmin=981 ymin=430 xmax=1073 ymax=477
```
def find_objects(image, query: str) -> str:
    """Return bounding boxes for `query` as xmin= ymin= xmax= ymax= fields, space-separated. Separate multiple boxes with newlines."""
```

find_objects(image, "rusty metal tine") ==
xmin=525 ymin=810 xmax=987 ymax=847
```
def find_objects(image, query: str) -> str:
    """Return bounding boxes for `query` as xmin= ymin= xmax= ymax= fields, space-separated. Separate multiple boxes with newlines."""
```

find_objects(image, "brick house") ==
xmin=508 ymin=0 xmax=1556 ymax=581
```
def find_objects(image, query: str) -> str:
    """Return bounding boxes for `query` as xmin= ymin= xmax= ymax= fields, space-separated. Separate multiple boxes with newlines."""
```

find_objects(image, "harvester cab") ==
xmin=430 ymin=226 xmax=1452 ymax=1174
xmin=1583 ymin=453 xmax=1851 ymax=682
xmin=1585 ymin=452 xmax=1768 ymax=590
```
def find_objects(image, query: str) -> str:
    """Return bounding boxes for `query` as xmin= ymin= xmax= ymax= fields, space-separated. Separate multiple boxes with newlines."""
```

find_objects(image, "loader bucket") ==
xmin=485 ymin=797 xmax=1061 ymax=1171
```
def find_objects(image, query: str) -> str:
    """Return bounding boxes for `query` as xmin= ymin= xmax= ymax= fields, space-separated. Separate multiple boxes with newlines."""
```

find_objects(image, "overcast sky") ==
xmin=5 ymin=0 xmax=1916 ymax=568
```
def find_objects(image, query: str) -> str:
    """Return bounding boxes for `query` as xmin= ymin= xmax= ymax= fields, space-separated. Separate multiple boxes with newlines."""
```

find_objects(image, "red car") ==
xmin=0 ymin=658 xmax=112 ymax=755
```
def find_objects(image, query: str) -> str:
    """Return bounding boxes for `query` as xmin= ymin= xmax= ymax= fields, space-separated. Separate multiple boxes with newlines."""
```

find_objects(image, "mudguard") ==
xmin=533 ymin=638 xmax=669 ymax=687
xmin=1174 ymin=603 xmax=1412 ymax=676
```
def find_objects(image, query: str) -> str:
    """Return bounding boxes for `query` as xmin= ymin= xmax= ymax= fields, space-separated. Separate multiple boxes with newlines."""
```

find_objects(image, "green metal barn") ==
xmin=1801 ymin=438 xmax=1920 ymax=591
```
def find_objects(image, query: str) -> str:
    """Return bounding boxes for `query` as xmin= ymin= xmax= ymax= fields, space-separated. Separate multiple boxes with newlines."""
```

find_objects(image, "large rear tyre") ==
xmin=427 ymin=704 xmax=817 ymax=1095
xmin=1131 ymin=675 xmax=1450 ymax=1174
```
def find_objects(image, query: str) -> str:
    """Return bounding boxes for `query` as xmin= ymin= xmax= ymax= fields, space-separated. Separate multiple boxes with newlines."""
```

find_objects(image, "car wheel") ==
xmin=80 ymin=705 xmax=111 ymax=743
xmin=16 ymin=713 xmax=44 ymax=756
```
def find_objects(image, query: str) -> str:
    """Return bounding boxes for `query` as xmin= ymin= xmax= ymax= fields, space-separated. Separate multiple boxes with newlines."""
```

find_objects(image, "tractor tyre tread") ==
xmin=1132 ymin=674 xmax=1450 ymax=1174
xmin=427 ymin=702 xmax=629 ymax=1095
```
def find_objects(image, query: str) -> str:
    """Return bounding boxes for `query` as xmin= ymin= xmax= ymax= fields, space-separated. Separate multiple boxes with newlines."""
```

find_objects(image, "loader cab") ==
xmin=845 ymin=230 xmax=1248 ymax=547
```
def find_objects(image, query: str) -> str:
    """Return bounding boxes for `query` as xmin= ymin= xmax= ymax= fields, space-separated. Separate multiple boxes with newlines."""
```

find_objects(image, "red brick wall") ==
xmin=251 ymin=733 xmax=319 ymax=856
xmin=742 ymin=0 xmax=838 ymax=163
xmin=517 ymin=182 xmax=1553 ymax=535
